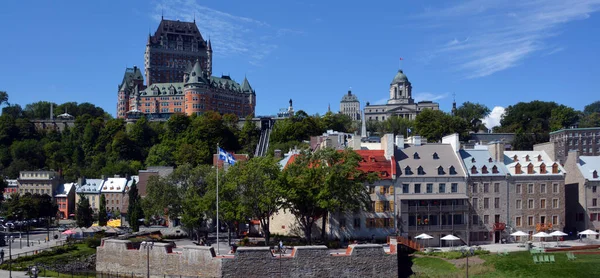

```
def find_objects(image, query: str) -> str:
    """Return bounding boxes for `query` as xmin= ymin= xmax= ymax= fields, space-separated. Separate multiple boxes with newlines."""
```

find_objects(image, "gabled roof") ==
xmin=396 ymin=144 xmax=466 ymax=178
xmin=460 ymin=149 xmax=507 ymax=176
xmin=76 ymin=179 xmax=104 ymax=194
xmin=55 ymin=183 xmax=75 ymax=197
xmin=577 ymin=156 xmax=600 ymax=181
xmin=102 ymin=178 xmax=128 ymax=193
xmin=503 ymin=151 xmax=564 ymax=176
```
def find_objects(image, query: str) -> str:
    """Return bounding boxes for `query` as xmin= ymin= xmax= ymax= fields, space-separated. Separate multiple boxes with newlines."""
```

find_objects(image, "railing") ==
xmin=393 ymin=235 xmax=422 ymax=251
xmin=407 ymin=205 xmax=469 ymax=212
xmin=254 ymin=126 xmax=272 ymax=157
xmin=409 ymin=224 xmax=467 ymax=231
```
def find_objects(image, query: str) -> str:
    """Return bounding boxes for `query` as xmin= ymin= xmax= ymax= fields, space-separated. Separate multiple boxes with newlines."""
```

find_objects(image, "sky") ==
xmin=1 ymin=0 xmax=600 ymax=128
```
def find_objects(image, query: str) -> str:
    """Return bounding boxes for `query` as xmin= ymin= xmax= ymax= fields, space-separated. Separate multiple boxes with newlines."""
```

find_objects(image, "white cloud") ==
xmin=416 ymin=0 xmax=600 ymax=78
xmin=414 ymin=92 xmax=449 ymax=102
xmin=152 ymin=0 xmax=301 ymax=65
xmin=482 ymin=106 xmax=505 ymax=129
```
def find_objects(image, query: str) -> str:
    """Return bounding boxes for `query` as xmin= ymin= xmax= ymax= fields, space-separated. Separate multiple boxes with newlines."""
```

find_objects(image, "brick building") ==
xmin=55 ymin=183 xmax=75 ymax=219
xmin=548 ymin=127 xmax=600 ymax=165
xmin=117 ymin=18 xmax=256 ymax=120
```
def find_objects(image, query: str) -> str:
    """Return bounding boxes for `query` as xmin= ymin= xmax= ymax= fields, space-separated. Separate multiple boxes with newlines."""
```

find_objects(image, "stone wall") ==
xmin=96 ymin=240 xmax=397 ymax=278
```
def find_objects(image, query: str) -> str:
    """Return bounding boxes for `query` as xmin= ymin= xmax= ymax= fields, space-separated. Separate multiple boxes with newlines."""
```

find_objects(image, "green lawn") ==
xmin=411 ymin=251 xmax=600 ymax=278
xmin=0 ymin=243 xmax=96 ymax=276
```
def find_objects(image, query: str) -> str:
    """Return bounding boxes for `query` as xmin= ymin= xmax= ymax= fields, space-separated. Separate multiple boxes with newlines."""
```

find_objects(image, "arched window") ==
xmin=492 ymin=165 xmax=499 ymax=174
xmin=540 ymin=163 xmax=547 ymax=174
xmin=515 ymin=163 xmax=522 ymax=174
xmin=471 ymin=165 xmax=477 ymax=174
xmin=527 ymin=163 xmax=534 ymax=174
xmin=437 ymin=166 xmax=445 ymax=175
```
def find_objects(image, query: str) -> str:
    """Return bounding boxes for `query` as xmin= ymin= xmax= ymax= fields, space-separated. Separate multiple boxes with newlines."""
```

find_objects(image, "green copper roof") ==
xmin=391 ymin=69 xmax=408 ymax=84
xmin=241 ymin=77 xmax=253 ymax=93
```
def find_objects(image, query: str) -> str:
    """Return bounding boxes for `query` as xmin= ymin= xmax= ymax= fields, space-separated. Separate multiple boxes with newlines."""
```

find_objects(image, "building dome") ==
xmin=391 ymin=69 xmax=408 ymax=84
xmin=341 ymin=90 xmax=359 ymax=102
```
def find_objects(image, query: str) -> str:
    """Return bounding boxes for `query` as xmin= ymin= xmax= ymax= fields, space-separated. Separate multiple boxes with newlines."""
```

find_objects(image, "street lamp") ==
xmin=141 ymin=240 xmax=154 ymax=278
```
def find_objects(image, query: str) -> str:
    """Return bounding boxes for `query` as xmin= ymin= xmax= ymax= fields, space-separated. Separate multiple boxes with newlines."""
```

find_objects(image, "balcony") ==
xmin=407 ymin=205 xmax=469 ymax=212
xmin=493 ymin=222 xmax=506 ymax=231
xmin=409 ymin=224 xmax=467 ymax=231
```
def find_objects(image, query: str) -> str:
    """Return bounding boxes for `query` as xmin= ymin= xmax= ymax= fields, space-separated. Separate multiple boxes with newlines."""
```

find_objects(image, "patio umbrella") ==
xmin=441 ymin=234 xmax=461 ymax=249
xmin=415 ymin=233 xmax=433 ymax=248
xmin=578 ymin=229 xmax=599 ymax=236
xmin=61 ymin=229 xmax=75 ymax=235
xmin=533 ymin=232 xmax=552 ymax=247
xmin=549 ymin=231 xmax=568 ymax=246
xmin=510 ymin=231 xmax=529 ymax=245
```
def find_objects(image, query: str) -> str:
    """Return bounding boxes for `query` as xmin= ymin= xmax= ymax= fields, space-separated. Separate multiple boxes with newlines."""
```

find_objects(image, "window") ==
xmin=528 ymin=199 xmax=534 ymax=209
xmin=426 ymin=184 xmax=433 ymax=193
xmin=366 ymin=218 xmax=376 ymax=228
xmin=528 ymin=184 xmax=534 ymax=194
xmin=449 ymin=166 xmax=457 ymax=175
xmin=516 ymin=184 xmax=522 ymax=194
xmin=417 ymin=166 xmax=425 ymax=175
xmin=414 ymin=184 xmax=421 ymax=193
xmin=484 ymin=215 xmax=489 ymax=224
xmin=404 ymin=166 xmax=412 ymax=175
xmin=451 ymin=183 xmax=458 ymax=193
xmin=384 ymin=218 xmax=394 ymax=228
xmin=413 ymin=152 xmax=420 ymax=159
xmin=473 ymin=183 xmax=478 ymax=193
xmin=516 ymin=216 xmax=522 ymax=227
xmin=553 ymin=198 xmax=559 ymax=208
xmin=515 ymin=163 xmax=522 ymax=174
xmin=439 ymin=183 xmax=446 ymax=193
xmin=437 ymin=166 xmax=445 ymax=175
xmin=516 ymin=199 xmax=522 ymax=209
xmin=340 ymin=218 xmax=346 ymax=229
xmin=492 ymin=165 xmax=499 ymax=174
xmin=494 ymin=183 xmax=500 ymax=193
xmin=540 ymin=184 xmax=546 ymax=194
xmin=433 ymin=152 xmax=439 ymax=159
xmin=369 ymin=186 xmax=375 ymax=194
xmin=472 ymin=198 xmax=478 ymax=208
xmin=494 ymin=198 xmax=500 ymax=208
xmin=484 ymin=198 xmax=489 ymax=209
xmin=591 ymin=214 xmax=598 ymax=222
xmin=528 ymin=216 xmax=534 ymax=226
xmin=402 ymin=184 xmax=409 ymax=193
xmin=552 ymin=216 xmax=558 ymax=225
xmin=354 ymin=218 xmax=360 ymax=228
xmin=594 ymin=186 xmax=597 ymax=193
xmin=553 ymin=183 xmax=559 ymax=193
xmin=471 ymin=166 xmax=477 ymax=174
xmin=472 ymin=215 xmax=479 ymax=225
xmin=383 ymin=201 xmax=390 ymax=212
xmin=484 ymin=183 xmax=489 ymax=193
xmin=540 ymin=199 xmax=546 ymax=209
xmin=482 ymin=166 xmax=488 ymax=174
xmin=594 ymin=198 xmax=598 ymax=207
xmin=371 ymin=201 xmax=376 ymax=212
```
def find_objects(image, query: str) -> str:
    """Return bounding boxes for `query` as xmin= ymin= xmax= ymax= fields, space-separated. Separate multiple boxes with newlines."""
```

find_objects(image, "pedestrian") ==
xmin=0 ymin=248 xmax=4 ymax=263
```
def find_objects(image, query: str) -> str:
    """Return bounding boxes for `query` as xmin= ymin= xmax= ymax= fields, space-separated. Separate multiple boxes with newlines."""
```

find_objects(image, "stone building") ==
xmin=17 ymin=171 xmax=61 ymax=198
xmin=100 ymin=177 xmax=130 ymax=216
xmin=75 ymin=178 xmax=105 ymax=212
xmin=395 ymin=134 xmax=469 ymax=246
xmin=364 ymin=69 xmax=439 ymax=122
xmin=460 ymin=147 xmax=510 ymax=245
xmin=339 ymin=90 xmax=361 ymax=121
xmin=499 ymin=148 xmax=566 ymax=239
xmin=548 ymin=127 xmax=600 ymax=165
xmin=117 ymin=18 xmax=256 ymax=120
xmin=564 ymin=151 xmax=600 ymax=234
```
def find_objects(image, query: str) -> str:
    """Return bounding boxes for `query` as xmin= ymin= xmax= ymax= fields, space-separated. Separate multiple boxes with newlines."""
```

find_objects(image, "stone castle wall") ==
xmin=96 ymin=240 xmax=397 ymax=278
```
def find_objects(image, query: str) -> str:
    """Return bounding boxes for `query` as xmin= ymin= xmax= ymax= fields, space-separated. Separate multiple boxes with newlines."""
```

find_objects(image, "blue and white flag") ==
xmin=407 ymin=128 xmax=412 ymax=133
xmin=218 ymin=147 xmax=236 ymax=165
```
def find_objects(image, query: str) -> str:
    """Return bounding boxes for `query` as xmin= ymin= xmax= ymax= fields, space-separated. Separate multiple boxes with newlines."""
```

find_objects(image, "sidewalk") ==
xmin=3 ymin=240 xmax=66 ymax=259
xmin=0 ymin=269 xmax=49 ymax=278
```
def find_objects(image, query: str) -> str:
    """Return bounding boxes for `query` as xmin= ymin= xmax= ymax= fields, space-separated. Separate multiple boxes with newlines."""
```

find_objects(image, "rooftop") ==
xmin=503 ymin=151 xmax=565 ymax=176
xmin=76 ymin=179 xmax=104 ymax=194
xmin=396 ymin=144 xmax=466 ymax=178
xmin=577 ymin=156 xmax=600 ymax=181
xmin=460 ymin=149 xmax=507 ymax=176
xmin=55 ymin=182 xmax=75 ymax=197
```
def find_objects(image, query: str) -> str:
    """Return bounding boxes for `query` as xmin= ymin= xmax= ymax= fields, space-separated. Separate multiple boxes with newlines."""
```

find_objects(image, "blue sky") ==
xmin=1 ymin=0 xmax=600 ymax=127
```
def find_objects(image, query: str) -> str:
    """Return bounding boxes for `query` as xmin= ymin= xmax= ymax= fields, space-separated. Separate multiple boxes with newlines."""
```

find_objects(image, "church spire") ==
xmin=451 ymin=92 xmax=457 ymax=116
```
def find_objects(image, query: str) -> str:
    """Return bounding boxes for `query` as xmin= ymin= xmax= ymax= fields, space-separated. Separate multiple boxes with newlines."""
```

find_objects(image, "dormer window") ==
xmin=437 ymin=166 xmax=445 ymax=175
xmin=471 ymin=165 xmax=477 ymax=174
xmin=540 ymin=163 xmax=547 ymax=174
xmin=471 ymin=158 xmax=476 ymax=163
xmin=515 ymin=163 xmax=522 ymax=174
xmin=417 ymin=166 xmax=425 ymax=175
xmin=594 ymin=170 xmax=598 ymax=179
xmin=525 ymin=155 xmax=530 ymax=162
xmin=433 ymin=153 xmax=439 ymax=159
xmin=482 ymin=166 xmax=488 ymax=174
xmin=513 ymin=155 xmax=518 ymax=162
xmin=492 ymin=165 xmax=499 ymax=174
xmin=552 ymin=163 xmax=559 ymax=174
xmin=404 ymin=166 xmax=412 ymax=175
xmin=537 ymin=155 xmax=542 ymax=162
xmin=527 ymin=163 xmax=534 ymax=174
xmin=488 ymin=157 xmax=493 ymax=163
xmin=449 ymin=166 xmax=457 ymax=175
xmin=413 ymin=152 xmax=420 ymax=159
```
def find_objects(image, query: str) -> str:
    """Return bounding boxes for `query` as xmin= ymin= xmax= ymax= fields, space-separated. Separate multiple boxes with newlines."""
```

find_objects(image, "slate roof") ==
xmin=76 ymin=179 xmax=104 ymax=194
xmin=577 ymin=156 xmax=600 ymax=181
xmin=149 ymin=19 xmax=207 ymax=47
xmin=341 ymin=90 xmax=359 ymax=102
xmin=460 ymin=149 xmax=507 ymax=176
xmin=55 ymin=183 xmax=75 ymax=197
xmin=102 ymin=178 xmax=128 ymax=193
xmin=503 ymin=151 xmax=565 ymax=176
xmin=396 ymin=144 xmax=466 ymax=178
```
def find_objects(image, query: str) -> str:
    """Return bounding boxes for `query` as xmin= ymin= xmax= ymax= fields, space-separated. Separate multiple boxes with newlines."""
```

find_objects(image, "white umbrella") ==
xmin=510 ymin=231 xmax=529 ymax=246
xmin=441 ymin=234 xmax=461 ymax=249
xmin=549 ymin=231 xmax=568 ymax=247
xmin=578 ymin=229 xmax=599 ymax=235
xmin=533 ymin=232 xmax=552 ymax=247
xmin=415 ymin=233 xmax=433 ymax=248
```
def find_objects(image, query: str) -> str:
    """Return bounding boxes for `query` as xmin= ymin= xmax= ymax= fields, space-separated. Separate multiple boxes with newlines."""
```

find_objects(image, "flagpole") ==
xmin=216 ymin=144 xmax=220 ymax=255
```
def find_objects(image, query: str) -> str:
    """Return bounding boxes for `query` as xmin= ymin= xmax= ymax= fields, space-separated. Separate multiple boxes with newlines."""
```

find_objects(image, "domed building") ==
xmin=364 ymin=69 xmax=439 ymax=121
xmin=339 ymin=90 xmax=361 ymax=121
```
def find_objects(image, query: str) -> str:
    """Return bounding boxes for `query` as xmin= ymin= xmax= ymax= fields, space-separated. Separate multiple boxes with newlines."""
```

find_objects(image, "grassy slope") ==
xmin=1 ymin=243 xmax=96 ymax=273
xmin=411 ymin=257 xmax=459 ymax=277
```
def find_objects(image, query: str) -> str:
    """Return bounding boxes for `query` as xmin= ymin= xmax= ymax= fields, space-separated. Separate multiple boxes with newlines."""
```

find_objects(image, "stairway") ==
xmin=254 ymin=122 xmax=272 ymax=157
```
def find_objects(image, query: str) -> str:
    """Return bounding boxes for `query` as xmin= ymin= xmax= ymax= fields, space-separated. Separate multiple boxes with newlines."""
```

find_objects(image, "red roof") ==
xmin=284 ymin=150 xmax=394 ymax=179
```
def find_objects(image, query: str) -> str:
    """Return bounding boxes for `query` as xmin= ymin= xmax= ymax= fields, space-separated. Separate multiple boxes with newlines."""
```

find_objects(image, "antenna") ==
xmin=194 ymin=12 xmax=196 ymax=23
xmin=162 ymin=9 xmax=164 ymax=20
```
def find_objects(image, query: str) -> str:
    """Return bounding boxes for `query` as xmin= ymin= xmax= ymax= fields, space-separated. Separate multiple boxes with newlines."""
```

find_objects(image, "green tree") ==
xmin=127 ymin=180 xmax=144 ymax=232
xmin=76 ymin=195 xmax=94 ymax=227
xmin=455 ymin=102 xmax=491 ymax=132
xmin=322 ymin=112 xmax=353 ymax=133
xmin=98 ymin=194 xmax=107 ymax=226
xmin=414 ymin=109 xmax=469 ymax=142
xmin=549 ymin=105 xmax=580 ymax=131
xmin=0 ymin=91 xmax=9 ymax=107
xmin=226 ymin=156 xmax=283 ymax=245
xmin=583 ymin=100 xmax=600 ymax=115
xmin=377 ymin=116 xmax=414 ymax=136
xmin=498 ymin=101 xmax=560 ymax=133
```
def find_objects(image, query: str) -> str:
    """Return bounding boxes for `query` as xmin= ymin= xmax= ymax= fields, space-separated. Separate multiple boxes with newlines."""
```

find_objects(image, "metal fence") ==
xmin=4 ymin=240 xmax=69 ymax=260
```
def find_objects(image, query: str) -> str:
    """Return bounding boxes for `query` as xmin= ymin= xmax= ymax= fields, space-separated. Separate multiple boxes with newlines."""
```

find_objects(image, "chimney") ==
xmin=101 ymin=175 xmax=106 ymax=181
xmin=274 ymin=149 xmax=282 ymax=159
xmin=413 ymin=136 xmax=422 ymax=147
xmin=114 ymin=174 xmax=121 ymax=178
xmin=77 ymin=177 xmax=85 ymax=186
xmin=395 ymin=135 xmax=404 ymax=149
xmin=489 ymin=142 xmax=505 ymax=162
xmin=381 ymin=134 xmax=394 ymax=160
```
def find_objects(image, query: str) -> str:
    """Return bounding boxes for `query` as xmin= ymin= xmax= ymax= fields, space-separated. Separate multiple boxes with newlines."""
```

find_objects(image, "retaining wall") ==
xmin=96 ymin=240 xmax=397 ymax=278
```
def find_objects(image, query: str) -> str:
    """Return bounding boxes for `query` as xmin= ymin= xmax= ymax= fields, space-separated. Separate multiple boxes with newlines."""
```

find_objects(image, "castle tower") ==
xmin=387 ymin=69 xmax=413 ymax=105
xmin=183 ymin=60 xmax=208 ymax=115
xmin=117 ymin=66 xmax=144 ymax=119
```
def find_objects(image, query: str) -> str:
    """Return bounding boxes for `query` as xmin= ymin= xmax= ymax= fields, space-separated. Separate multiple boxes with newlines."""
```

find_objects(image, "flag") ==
xmin=218 ymin=147 xmax=236 ymax=165
xmin=399 ymin=57 xmax=404 ymax=60
xmin=226 ymin=152 xmax=237 ymax=165
xmin=407 ymin=128 xmax=412 ymax=133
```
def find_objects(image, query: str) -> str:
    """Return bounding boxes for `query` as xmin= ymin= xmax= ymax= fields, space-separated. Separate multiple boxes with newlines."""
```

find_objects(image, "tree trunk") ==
xmin=304 ymin=218 xmax=312 ymax=245
xmin=321 ymin=211 xmax=328 ymax=242
xmin=227 ymin=223 xmax=231 ymax=246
